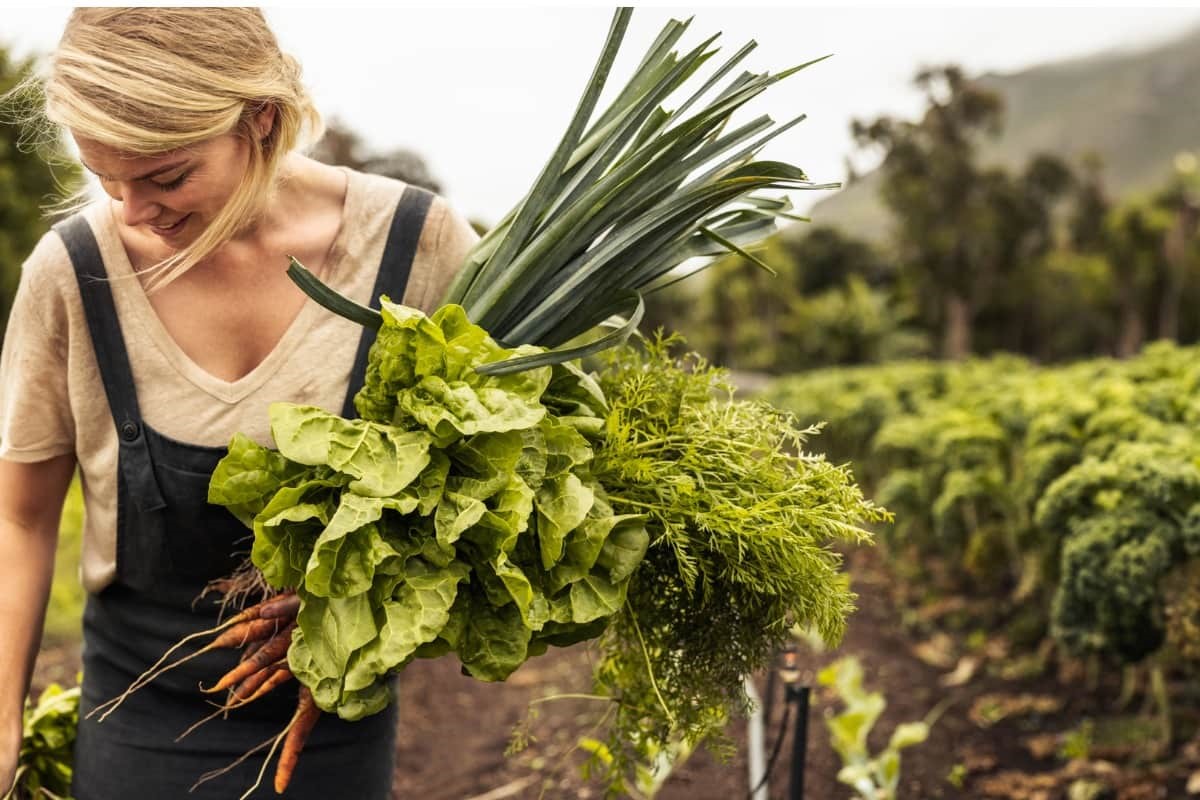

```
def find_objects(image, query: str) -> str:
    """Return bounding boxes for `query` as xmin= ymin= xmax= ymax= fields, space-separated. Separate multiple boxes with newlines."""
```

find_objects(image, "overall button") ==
xmin=119 ymin=421 xmax=140 ymax=441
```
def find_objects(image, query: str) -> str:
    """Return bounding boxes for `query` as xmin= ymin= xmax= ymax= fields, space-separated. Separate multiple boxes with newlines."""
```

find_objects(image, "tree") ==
xmin=1072 ymin=155 xmax=1200 ymax=356
xmin=650 ymin=224 xmax=911 ymax=373
xmin=1150 ymin=158 xmax=1199 ymax=342
xmin=970 ymin=153 xmax=1074 ymax=354
xmin=781 ymin=224 xmax=893 ymax=294
xmin=1104 ymin=200 xmax=1168 ymax=357
xmin=0 ymin=46 xmax=82 ymax=343
xmin=1069 ymin=153 xmax=1110 ymax=254
xmin=854 ymin=67 xmax=1079 ymax=360
xmin=853 ymin=65 xmax=1004 ymax=359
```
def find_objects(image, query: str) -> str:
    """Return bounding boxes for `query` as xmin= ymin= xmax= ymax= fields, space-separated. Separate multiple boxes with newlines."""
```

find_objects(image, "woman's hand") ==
xmin=1 ymin=713 xmax=19 ymax=799
xmin=0 ymin=452 xmax=75 ymax=800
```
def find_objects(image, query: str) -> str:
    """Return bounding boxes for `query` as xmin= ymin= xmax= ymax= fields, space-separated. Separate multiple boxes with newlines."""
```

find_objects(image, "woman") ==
xmin=0 ymin=8 xmax=477 ymax=798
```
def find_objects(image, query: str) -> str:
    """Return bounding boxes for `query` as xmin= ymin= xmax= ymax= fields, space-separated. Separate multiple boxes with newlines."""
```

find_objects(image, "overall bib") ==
xmin=54 ymin=185 xmax=434 ymax=800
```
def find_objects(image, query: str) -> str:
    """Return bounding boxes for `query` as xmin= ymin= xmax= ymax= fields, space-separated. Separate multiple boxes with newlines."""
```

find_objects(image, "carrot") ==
xmin=241 ymin=665 xmax=293 ymax=705
xmin=274 ymin=687 xmax=320 ymax=794
xmin=176 ymin=663 xmax=294 ymax=742
xmin=211 ymin=617 xmax=283 ymax=649
xmin=190 ymin=727 xmax=287 ymax=797
xmin=232 ymin=659 xmax=287 ymax=701
xmin=240 ymin=638 xmax=266 ymax=664
xmin=239 ymin=597 xmax=301 ymax=663
xmin=91 ymin=617 xmax=288 ymax=722
xmin=202 ymin=591 xmax=295 ymax=631
xmin=88 ymin=598 xmax=271 ymax=721
xmin=202 ymin=624 xmax=295 ymax=694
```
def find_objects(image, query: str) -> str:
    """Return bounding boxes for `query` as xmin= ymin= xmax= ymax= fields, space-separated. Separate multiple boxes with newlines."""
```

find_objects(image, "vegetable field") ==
xmin=760 ymin=340 xmax=1200 ymax=798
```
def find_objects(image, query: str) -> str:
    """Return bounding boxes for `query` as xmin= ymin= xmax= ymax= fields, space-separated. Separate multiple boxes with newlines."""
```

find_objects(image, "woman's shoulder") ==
xmin=14 ymin=207 xmax=105 ymax=318
xmin=2 ymin=206 xmax=107 ymax=357
xmin=335 ymin=165 xmax=465 ymax=221
xmin=328 ymin=166 xmax=479 ymax=312
xmin=337 ymin=166 xmax=477 ymax=253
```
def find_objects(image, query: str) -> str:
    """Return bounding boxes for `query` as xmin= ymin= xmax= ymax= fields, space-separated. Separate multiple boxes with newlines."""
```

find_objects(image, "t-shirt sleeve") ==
xmin=0 ymin=234 xmax=76 ymax=462
xmin=417 ymin=197 xmax=481 ymax=314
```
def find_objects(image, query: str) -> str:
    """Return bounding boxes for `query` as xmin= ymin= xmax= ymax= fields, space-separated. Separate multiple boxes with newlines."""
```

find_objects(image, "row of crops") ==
xmin=762 ymin=341 xmax=1200 ymax=722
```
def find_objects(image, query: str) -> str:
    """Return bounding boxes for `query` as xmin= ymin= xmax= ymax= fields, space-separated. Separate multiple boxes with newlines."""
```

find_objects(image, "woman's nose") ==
xmin=113 ymin=183 xmax=162 ymax=227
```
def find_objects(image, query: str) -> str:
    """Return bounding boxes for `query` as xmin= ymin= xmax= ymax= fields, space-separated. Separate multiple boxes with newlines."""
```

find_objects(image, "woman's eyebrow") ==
xmin=80 ymin=159 xmax=189 ymax=182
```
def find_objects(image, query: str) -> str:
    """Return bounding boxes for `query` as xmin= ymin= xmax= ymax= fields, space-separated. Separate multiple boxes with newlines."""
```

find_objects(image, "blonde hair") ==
xmin=31 ymin=8 xmax=324 ymax=291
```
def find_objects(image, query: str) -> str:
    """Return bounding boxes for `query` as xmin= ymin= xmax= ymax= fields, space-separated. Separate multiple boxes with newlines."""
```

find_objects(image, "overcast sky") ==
xmin=6 ymin=6 xmax=1200 ymax=226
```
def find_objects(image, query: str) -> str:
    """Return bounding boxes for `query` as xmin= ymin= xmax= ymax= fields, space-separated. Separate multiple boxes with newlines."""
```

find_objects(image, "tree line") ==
xmin=648 ymin=66 xmax=1200 ymax=372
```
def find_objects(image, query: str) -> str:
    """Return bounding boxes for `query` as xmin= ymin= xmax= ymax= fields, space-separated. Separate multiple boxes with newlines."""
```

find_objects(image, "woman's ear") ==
xmin=253 ymin=103 xmax=278 ymax=143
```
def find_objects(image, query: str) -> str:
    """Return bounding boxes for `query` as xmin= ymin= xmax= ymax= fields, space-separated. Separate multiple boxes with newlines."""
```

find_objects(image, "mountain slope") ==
xmin=807 ymin=25 xmax=1200 ymax=243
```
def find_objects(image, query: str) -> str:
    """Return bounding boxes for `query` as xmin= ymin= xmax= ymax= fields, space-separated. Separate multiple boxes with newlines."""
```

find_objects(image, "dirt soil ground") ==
xmin=32 ymin=546 xmax=1200 ymax=799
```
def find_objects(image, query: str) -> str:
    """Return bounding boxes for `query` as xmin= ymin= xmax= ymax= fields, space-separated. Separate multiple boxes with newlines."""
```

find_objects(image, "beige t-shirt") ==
xmin=0 ymin=167 xmax=479 ymax=592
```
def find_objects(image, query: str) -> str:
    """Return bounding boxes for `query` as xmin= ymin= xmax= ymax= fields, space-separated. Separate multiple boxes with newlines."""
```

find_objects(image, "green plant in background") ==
xmin=44 ymin=479 xmax=84 ymax=641
xmin=577 ymin=733 xmax=695 ymax=800
xmin=768 ymin=340 xmax=1200 ymax=765
xmin=3 ymin=682 xmax=80 ymax=800
xmin=945 ymin=762 xmax=968 ymax=790
xmin=818 ymin=656 xmax=930 ymax=800
xmin=0 ymin=47 xmax=84 ymax=348
xmin=1058 ymin=718 xmax=1094 ymax=761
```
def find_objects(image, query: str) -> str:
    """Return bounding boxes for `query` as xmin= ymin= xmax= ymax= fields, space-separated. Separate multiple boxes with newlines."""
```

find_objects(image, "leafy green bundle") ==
xmin=580 ymin=337 xmax=886 ymax=781
xmin=5 ymin=683 xmax=79 ymax=800
xmin=208 ymin=301 xmax=649 ymax=719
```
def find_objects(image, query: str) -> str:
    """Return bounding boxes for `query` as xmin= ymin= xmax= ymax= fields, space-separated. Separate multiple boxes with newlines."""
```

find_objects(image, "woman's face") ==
xmin=72 ymin=131 xmax=252 ymax=248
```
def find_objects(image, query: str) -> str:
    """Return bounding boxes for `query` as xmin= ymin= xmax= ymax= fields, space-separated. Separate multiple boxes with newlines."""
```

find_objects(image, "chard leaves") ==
xmin=212 ymin=303 xmax=647 ymax=719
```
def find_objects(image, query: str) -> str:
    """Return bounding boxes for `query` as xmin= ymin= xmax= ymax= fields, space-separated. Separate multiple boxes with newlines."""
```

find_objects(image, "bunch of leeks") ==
xmin=292 ymin=8 xmax=835 ymax=374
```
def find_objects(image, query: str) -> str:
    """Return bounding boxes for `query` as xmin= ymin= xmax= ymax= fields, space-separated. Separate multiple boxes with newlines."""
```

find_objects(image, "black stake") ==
xmin=775 ymin=641 xmax=810 ymax=800
xmin=763 ymin=662 xmax=779 ymax=729
xmin=787 ymin=684 xmax=810 ymax=800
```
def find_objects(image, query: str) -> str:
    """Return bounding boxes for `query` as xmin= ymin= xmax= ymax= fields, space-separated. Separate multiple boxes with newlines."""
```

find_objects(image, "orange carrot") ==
xmin=241 ymin=666 xmax=293 ymax=705
xmin=209 ymin=617 xmax=283 ymax=650
xmin=176 ymin=664 xmax=294 ymax=743
xmin=232 ymin=659 xmax=286 ymax=701
xmin=89 ymin=595 xmax=289 ymax=721
xmin=202 ymin=624 xmax=295 ymax=694
xmin=240 ymin=638 xmax=266 ymax=664
xmin=223 ymin=591 xmax=297 ymax=625
xmin=274 ymin=687 xmax=320 ymax=794
xmin=92 ymin=618 xmax=285 ymax=722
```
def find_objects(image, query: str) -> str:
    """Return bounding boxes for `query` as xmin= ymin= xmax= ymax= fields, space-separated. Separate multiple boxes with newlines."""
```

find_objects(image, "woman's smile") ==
xmin=149 ymin=213 xmax=192 ymax=238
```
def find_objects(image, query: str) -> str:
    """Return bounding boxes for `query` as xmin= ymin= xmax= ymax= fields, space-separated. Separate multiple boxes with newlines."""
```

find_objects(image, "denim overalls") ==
xmin=54 ymin=185 xmax=432 ymax=799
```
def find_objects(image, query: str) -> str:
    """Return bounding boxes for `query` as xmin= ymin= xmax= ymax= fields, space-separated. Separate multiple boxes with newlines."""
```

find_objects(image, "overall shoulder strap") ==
xmin=340 ymin=184 xmax=435 ymax=418
xmin=53 ymin=214 xmax=166 ymax=512
xmin=54 ymin=214 xmax=144 ymax=433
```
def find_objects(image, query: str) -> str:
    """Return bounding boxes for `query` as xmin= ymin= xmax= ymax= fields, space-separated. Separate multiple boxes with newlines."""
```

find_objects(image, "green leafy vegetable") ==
xmin=6 ymin=682 xmax=80 ymax=800
xmin=209 ymin=303 xmax=647 ymax=720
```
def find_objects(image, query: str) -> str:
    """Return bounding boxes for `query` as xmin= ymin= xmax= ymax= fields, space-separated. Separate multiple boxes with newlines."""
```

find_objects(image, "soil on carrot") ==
xmin=32 ymin=547 xmax=1200 ymax=799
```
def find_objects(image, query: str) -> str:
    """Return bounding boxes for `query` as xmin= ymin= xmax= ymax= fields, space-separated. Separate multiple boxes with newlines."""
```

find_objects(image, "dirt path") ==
xmin=32 ymin=548 xmax=1197 ymax=798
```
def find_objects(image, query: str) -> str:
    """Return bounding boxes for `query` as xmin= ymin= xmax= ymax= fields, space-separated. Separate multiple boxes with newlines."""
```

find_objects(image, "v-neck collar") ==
xmin=95 ymin=166 xmax=360 ymax=405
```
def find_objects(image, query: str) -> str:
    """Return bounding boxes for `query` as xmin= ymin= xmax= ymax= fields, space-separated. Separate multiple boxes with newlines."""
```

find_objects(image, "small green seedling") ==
xmin=818 ymin=656 xmax=930 ymax=800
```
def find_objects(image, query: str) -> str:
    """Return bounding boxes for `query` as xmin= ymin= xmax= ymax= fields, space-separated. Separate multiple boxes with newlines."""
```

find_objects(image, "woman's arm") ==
xmin=0 ymin=453 xmax=75 ymax=796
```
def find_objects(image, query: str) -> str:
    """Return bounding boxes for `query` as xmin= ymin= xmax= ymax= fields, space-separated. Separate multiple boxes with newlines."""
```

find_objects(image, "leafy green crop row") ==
xmin=764 ymin=341 xmax=1200 ymax=667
